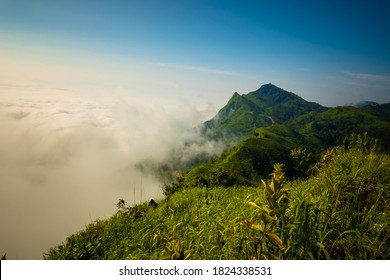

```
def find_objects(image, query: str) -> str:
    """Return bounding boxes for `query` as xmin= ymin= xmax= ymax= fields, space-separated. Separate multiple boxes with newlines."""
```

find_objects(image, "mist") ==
xmin=0 ymin=86 xmax=223 ymax=259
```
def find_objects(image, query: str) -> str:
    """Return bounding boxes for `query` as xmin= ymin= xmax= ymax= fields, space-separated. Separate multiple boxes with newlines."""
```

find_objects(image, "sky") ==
xmin=1 ymin=0 xmax=390 ymax=106
xmin=0 ymin=0 xmax=390 ymax=259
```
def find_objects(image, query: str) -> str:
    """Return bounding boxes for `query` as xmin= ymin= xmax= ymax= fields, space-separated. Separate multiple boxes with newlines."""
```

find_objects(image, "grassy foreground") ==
xmin=45 ymin=135 xmax=389 ymax=259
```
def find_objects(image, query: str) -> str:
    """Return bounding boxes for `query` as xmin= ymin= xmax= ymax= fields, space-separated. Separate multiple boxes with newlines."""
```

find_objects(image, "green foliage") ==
xmin=241 ymin=135 xmax=390 ymax=260
xmin=290 ymin=105 xmax=390 ymax=150
xmin=209 ymin=167 xmax=239 ymax=187
xmin=303 ymin=134 xmax=390 ymax=259
xmin=290 ymin=147 xmax=314 ymax=176
xmin=172 ymin=164 xmax=242 ymax=190
xmin=45 ymin=134 xmax=389 ymax=260
xmin=162 ymin=179 xmax=184 ymax=197
xmin=116 ymin=199 xmax=127 ymax=213
xmin=242 ymin=163 xmax=289 ymax=259
xmin=184 ymin=133 xmax=302 ymax=185
xmin=290 ymin=147 xmax=312 ymax=166
xmin=46 ymin=186 xmax=259 ymax=259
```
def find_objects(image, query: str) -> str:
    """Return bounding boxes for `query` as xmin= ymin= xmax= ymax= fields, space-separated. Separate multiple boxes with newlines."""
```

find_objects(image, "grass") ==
xmin=45 ymin=134 xmax=390 ymax=260
xmin=45 ymin=186 xmax=261 ymax=259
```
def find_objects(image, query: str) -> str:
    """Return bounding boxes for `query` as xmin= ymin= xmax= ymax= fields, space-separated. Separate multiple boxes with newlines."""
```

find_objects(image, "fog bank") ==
xmin=0 ymin=86 xmax=222 ymax=259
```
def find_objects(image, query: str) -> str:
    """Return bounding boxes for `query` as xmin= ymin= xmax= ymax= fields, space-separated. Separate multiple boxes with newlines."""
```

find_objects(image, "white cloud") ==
xmin=346 ymin=72 xmax=390 ymax=83
xmin=0 ymin=85 xmax=225 ymax=259
xmin=156 ymin=62 xmax=252 ymax=78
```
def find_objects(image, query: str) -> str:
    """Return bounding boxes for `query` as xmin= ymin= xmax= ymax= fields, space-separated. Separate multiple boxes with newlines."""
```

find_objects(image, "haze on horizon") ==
xmin=1 ymin=0 xmax=389 ymax=259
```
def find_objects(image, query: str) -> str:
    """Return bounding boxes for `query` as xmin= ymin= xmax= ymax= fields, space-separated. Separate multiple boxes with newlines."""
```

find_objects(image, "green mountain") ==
xmin=188 ymin=85 xmax=390 ymax=185
xmin=201 ymin=83 xmax=326 ymax=139
xmin=287 ymin=104 xmax=390 ymax=150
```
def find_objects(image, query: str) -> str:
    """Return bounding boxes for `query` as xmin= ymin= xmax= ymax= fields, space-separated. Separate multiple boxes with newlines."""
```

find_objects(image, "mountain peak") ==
xmin=229 ymin=92 xmax=242 ymax=101
xmin=246 ymin=83 xmax=302 ymax=107
xmin=258 ymin=83 xmax=279 ymax=90
xmin=253 ymin=83 xmax=286 ymax=94
xmin=201 ymin=84 xmax=326 ymax=139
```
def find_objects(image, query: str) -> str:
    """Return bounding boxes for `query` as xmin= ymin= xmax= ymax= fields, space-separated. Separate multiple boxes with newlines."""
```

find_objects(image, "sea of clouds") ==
xmin=0 ymin=84 xmax=224 ymax=259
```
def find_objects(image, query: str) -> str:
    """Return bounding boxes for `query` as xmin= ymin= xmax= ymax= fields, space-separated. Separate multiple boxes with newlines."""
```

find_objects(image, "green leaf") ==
xmin=266 ymin=232 xmax=286 ymax=251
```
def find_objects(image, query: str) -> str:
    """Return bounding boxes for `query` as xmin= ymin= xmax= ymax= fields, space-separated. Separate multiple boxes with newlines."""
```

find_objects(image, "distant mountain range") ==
xmin=184 ymin=84 xmax=390 ymax=184
xmin=346 ymin=101 xmax=379 ymax=107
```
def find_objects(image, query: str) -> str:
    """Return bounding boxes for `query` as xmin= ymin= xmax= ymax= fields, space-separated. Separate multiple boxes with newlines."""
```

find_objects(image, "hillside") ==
xmin=290 ymin=105 xmax=390 ymax=149
xmin=45 ymin=135 xmax=390 ymax=259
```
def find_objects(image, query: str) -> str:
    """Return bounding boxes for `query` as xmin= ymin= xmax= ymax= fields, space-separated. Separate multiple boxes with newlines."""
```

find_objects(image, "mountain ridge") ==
xmin=201 ymin=83 xmax=326 ymax=139
xmin=346 ymin=100 xmax=380 ymax=107
xmin=187 ymin=84 xmax=390 ymax=184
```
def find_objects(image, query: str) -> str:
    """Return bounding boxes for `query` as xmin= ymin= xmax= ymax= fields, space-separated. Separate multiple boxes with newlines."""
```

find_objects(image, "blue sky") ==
xmin=1 ymin=0 xmax=390 ymax=107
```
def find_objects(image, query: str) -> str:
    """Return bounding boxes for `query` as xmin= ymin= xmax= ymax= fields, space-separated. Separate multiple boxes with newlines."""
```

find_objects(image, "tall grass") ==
xmin=300 ymin=134 xmax=390 ymax=259
xmin=45 ymin=134 xmax=389 ymax=259
xmin=244 ymin=133 xmax=390 ymax=259
xmin=45 ymin=186 xmax=261 ymax=259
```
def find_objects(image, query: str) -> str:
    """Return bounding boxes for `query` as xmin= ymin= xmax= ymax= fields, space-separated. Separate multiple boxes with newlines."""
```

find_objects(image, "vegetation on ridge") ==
xmin=45 ymin=134 xmax=390 ymax=260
